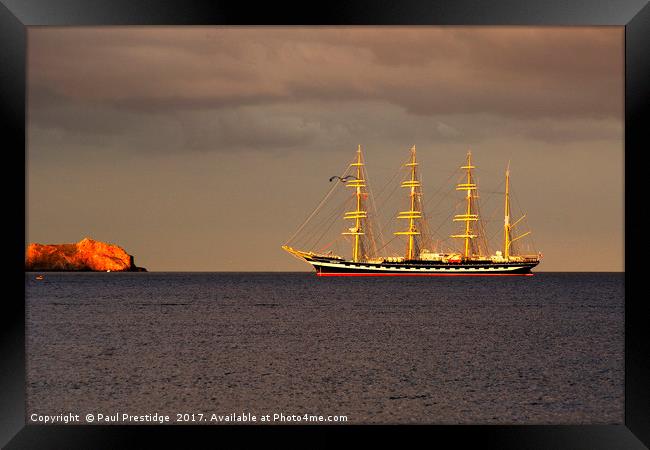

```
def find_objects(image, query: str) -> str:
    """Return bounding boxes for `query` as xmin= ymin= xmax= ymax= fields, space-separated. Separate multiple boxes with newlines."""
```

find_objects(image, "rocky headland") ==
xmin=25 ymin=237 xmax=147 ymax=272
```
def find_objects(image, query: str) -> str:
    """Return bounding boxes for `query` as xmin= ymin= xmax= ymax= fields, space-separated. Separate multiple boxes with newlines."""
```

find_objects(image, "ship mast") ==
xmin=451 ymin=151 xmax=478 ymax=259
xmin=342 ymin=145 xmax=368 ymax=262
xmin=502 ymin=165 xmax=531 ymax=259
xmin=503 ymin=162 xmax=511 ymax=260
xmin=394 ymin=145 xmax=422 ymax=260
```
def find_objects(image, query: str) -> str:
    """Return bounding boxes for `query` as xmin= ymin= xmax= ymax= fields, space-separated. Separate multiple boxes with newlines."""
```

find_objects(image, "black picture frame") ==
xmin=1 ymin=1 xmax=648 ymax=448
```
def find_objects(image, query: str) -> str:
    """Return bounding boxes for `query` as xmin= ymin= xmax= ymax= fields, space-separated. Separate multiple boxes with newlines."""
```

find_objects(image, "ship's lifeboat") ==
xmin=447 ymin=254 xmax=462 ymax=263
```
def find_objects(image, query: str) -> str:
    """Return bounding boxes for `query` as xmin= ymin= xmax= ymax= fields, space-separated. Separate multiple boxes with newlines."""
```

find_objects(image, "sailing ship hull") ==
xmin=305 ymin=257 xmax=539 ymax=276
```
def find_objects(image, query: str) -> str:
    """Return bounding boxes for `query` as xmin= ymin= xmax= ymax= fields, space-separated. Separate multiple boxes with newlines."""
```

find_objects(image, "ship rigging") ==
xmin=283 ymin=145 xmax=541 ymax=276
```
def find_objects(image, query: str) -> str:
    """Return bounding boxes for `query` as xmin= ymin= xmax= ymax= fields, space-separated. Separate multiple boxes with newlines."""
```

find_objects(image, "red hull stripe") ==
xmin=316 ymin=272 xmax=533 ymax=277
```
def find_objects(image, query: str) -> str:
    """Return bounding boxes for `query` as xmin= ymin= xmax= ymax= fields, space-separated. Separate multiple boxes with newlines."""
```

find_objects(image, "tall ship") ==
xmin=282 ymin=145 xmax=541 ymax=276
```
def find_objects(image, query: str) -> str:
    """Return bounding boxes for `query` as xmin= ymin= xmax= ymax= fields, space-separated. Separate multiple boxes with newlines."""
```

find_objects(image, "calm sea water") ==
xmin=26 ymin=272 xmax=623 ymax=424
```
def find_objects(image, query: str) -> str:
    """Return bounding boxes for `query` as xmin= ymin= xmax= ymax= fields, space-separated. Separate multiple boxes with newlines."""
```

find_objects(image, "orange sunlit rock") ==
xmin=25 ymin=237 xmax=147 ymax=272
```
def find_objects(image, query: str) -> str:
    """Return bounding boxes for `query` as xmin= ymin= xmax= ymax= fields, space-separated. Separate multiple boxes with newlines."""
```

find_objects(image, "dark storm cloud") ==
xmin=29 ymin=27 xmax=622 ymax=119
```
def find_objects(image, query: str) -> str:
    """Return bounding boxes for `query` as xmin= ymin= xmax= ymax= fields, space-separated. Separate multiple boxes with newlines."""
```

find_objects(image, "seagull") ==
xmin=329 ymin=175 xmax=358 ymax=182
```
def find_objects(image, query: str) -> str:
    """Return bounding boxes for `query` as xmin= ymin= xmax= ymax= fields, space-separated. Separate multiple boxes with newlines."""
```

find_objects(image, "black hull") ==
xmin=307 ymin=258 xmax=538 ymax=276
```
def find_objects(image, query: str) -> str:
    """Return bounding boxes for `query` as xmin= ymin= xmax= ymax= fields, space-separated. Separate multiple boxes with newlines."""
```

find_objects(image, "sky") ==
xmin=27 ymin=27 xmax=624 ymax=271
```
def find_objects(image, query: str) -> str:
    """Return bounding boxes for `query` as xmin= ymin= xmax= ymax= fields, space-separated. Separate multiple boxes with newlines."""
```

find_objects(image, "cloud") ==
xmin=28 ymin=27 xmax=623 ymax=120
xmin=29 ymin=104 xmax=325 ymax=155
xmin=436 ymin=121 xmax=460 ymax=138
xmin=177 ymin=109 xmax=323 ymax=151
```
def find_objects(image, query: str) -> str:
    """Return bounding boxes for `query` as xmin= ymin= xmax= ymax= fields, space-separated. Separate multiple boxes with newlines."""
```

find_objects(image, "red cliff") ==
xmin=25 ymin=238 xmax=147 ymax=272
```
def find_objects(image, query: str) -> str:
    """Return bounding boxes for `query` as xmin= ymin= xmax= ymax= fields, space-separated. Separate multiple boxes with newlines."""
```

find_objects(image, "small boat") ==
xmin=35 ymin=275 xmax=44 ymax=280
xmin=283 ymin=145 xmax=541 ymax=276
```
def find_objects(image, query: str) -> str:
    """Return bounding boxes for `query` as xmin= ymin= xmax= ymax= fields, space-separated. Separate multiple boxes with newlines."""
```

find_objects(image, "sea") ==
xmin=25 ymin=272 xmax=624 ymax=425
